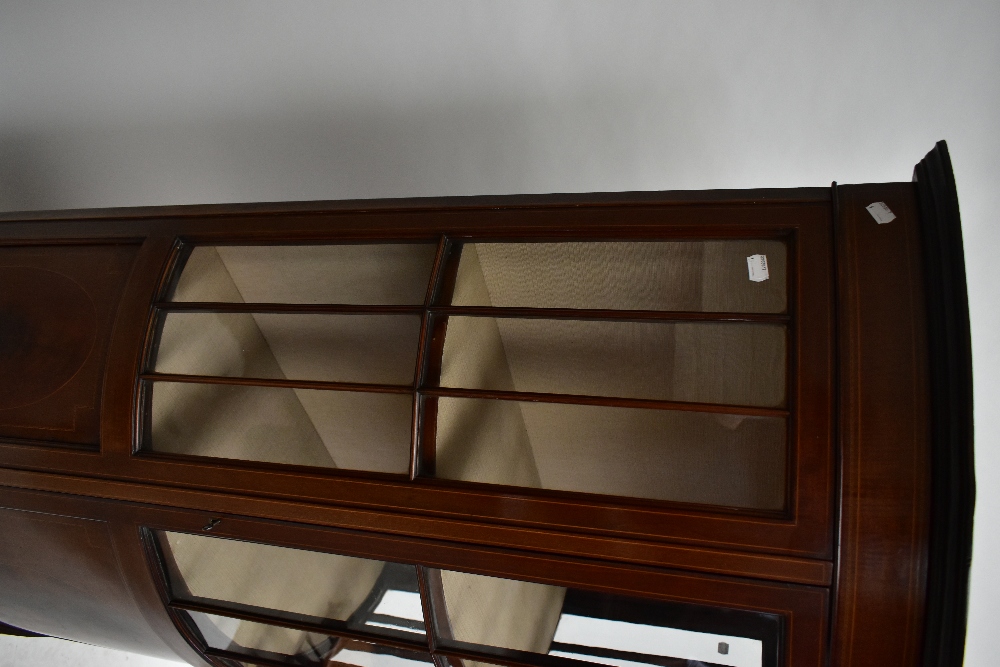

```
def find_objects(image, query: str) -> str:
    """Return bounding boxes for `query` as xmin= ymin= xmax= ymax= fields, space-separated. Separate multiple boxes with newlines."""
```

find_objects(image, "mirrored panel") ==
xmin=160 ymin=531 xmax=425 ymax=644
xmin=156 ymin=312 xmax=421 ymax=385
xmin=451 ymin=241 xmax=787 ymax=313
xmin=428 ymin=569 xmax=779 ymax=667
xmin=433 ymin=398 xmax=786 ymax=510
xmin=440 ymin=318 xmax=786 ymax=408
xmin=149 ymin=382 xmax=412 ymax=473
xmin=188 ymin=612 xmax=432 ymax=666
xmin=170 ymin=244 xmax=437 ymax=304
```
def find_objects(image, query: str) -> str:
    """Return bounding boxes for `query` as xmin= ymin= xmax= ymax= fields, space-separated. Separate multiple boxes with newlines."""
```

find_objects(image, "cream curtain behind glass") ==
xmin=166 ymin=532 xmax=384 ymax=656
xmin=436 ymin=241 xmax=787 ymax=509
xmin=154 ymin=246 xmax=415 ymax=472
xmin=152 ymin=247 xmax=335 ymax=467
xmin=436 ymin=245 xmax=541 ymax=488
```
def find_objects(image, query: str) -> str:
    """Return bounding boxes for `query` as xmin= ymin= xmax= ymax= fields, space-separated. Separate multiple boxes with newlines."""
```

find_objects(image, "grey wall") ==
xmin=0 ymin=2 xmax=997 ymax=665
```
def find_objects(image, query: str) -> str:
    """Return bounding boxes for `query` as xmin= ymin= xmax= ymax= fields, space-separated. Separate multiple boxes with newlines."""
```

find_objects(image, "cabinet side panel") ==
xmin=831 ymin=183 xmax=931 ymax=667
xmin=0 ymin=243 xmax=139 ymax=446
xmin=0 ymin=504 xmax=179 ymax=659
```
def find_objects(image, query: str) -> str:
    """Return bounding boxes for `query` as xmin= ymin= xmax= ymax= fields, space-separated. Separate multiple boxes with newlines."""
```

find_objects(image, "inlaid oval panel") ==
xmin=0 ymin=266 xmax=98 ymax=410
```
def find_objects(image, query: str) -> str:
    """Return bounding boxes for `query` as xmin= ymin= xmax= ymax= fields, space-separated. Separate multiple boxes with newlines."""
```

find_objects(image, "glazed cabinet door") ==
xmin=119 ymin=200 xmax=835 ymax=563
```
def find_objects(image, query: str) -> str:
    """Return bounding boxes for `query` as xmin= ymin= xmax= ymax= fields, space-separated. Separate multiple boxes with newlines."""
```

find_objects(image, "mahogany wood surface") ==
xmin=0 ymin=186 xmax=832 ymax=224
xmin=0 ymin=501 xmax=185 ymax=661
xmin=913 ymin=142 xmax=975 ymax=667
xmin=0 ymin=201 xmax=839 ymax=562
xmin=0 ymin=171 xmax=962 ymax=666
xmin=0 ymin=465 xmax=832 ymax=587
xmin=0 ymin=243 xmax=139 ymax=447
xmin=0 ymin=483 xmax=827 ymax=667
xmin=830 ymin=183 xmax=932 ymax=667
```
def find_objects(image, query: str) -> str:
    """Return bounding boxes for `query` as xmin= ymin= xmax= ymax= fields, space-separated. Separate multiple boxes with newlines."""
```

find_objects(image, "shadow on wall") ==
xmin=0 ymin=89 xmax=714 ymax=213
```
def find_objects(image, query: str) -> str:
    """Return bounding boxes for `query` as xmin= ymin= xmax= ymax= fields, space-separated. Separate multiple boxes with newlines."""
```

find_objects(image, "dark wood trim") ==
xmin=0 ymin=187 xmax=832 ymax=224
xmin=156 ymin=302 xmax=426 ymax=314
xmin=168 ymin=599 xmax=428 ymax=653
xmin=429 ymin=306 xmax=789 ymax=323
xmin=412 ymin=238 xmax=452 ymax=479
xmin=0 ymin=200 xmax=832 ymax=246
xmin=418 ymin=387 xmax=788 ymax=417
xmin=0 ymin=484 xmax=827 ymax=664
xmin=140 ymin=373 xmax=413 ymax=395
xmin=423 ymin=237 xmax=451 ymax=308
xmin=830 ymin=182 xmax=932 ymax=667
xmin=205 ymin=647 xmax=304 ymax=667
xmin=0 ymin=476 xmax=832 ymax=586
xmin=100 ymin=235 xmax=179 ymax=459
xmin=415 ymin=242 xmax=463 ymax=479
xmin=913 ymin=140 xmax=976 ymax=667
xmin=418 ymin=566 xmax=450 ymax=647
xmin=136 ymin=526 xmax=218 ymax=667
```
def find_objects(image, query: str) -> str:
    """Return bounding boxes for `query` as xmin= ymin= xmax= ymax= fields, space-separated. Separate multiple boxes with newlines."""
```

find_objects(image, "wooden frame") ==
xmin=0 ymin=144 xmax=975 ymax=666
xmin=0 ymin=199 xmax=836 ymax=568
xmin=134 ymin=495 xmax=827 ymax=667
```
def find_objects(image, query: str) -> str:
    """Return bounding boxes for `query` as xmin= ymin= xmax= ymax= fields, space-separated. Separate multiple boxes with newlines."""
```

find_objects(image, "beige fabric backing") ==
xmin=457 ymin=240 xmax=787 ymax=313
xmin=437 ymin=241 xmax=789 ymax=510
xmin=173 ymin=244 xmax=436 ymax=305
xmin=442 ymin=318 xmax=786 ymax=408
xmin=440 ymin=570 xmax=566 ymax=655
xmin=154 ymin=240 xmax=790 ymax=657
xmin=153 ymin=247 xmax=413 ymax=472
xmin=435 ymin=246 xmax=541 ymax=487
xmin=167 ymin=532 xmax=384 ymax=656
xmin=158 ymin=312 xmax=421 ymax=385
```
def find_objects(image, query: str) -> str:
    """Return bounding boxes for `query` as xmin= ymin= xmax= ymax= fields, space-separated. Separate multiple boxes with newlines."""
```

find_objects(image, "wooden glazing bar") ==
xmin=415 ymin=566 xmax=440 ymax=651
xmin=416 ymin=396 xmax=437 ymax=478
xmin=436 ymin=642 xmax=615 ymax=667
xmin=547 ymin=643 xmax=692 ymax=667
xmin=411 ymin=238 xmax=452 ymax=478
xmin=419 ymin=387 xmax=789 ymax=418
xmin=169 ymin=599 xmax=429 ymax=653
xmin=430 ymin=305 xmax=790 ymax=324
xmin=142 ymin=373 xmax=413 ymax=395
xmin=413 ymin=242 xmax=464 ymax=479
xmin=423 ymin=237 xmax=451 ymax=308
xmin=155 ymin=302 xmax=425 ymax=315
xmin=205 ymin=647 xmax=320 ymax=667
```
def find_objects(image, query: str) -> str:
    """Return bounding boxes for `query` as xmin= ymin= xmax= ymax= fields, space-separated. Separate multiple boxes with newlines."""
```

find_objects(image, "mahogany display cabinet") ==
xmin=0 ymin=142 xmax=974 ymax=667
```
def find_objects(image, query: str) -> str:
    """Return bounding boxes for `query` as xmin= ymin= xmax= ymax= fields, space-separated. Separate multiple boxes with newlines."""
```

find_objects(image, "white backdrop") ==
xmin=0 ymin=2 xmax=996 ymax=665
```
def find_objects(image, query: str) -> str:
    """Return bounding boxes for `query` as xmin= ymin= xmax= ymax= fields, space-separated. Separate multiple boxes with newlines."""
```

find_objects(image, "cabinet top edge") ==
xmin=0 ymin=186 xmax=844 ymax=223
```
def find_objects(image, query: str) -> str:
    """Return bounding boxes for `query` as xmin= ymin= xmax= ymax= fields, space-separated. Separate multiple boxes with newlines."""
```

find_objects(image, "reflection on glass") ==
xmin=149 ymin=382 xmax=412 ymax=473
xmin=451 ymin=241 xmax=786 ymax=313
xmin=440 ymin=317 xmax=786 ymax=408
xmin=156 ymin=313 xmax=421 ymax=385
xmin=434 ymin=398 xmax=786 ymax=510
xmin=188 ymin=612 xmax=432 ymax=666
xmin=430 ymin=570 xmax=775 ymax=667
xmin=170 ymin=244 xmax=437 ymax=305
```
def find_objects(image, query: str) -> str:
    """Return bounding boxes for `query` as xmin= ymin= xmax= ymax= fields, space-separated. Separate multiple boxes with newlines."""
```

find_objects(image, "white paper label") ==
xmin=747 ymin=254 xmax=769 ymax=282
xmin=866 ymin=201 xmax=896 ymax=224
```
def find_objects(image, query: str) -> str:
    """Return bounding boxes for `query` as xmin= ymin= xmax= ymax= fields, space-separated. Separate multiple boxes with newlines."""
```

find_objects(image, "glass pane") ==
xmin=150 ymin=382 xmax=411 ymax=473
xmin=429 ymin=570 xmax=776 ymax=667
xmin=156 ymin=312 xmax=421 ymax=385
xmin=434 ymin=399 xmax=785 ymax=510
xmin=160 ymin=532 xmax=424 ymax=643
xmin=440 ymin=318 xmax=786 ymax=408
xmin=188 ymin=612 xmax=431 ymax=666
xmin=170 ymin=244 xmax=437 ymax=304
xmin=452 ymin=241 xmax=786 ymax=313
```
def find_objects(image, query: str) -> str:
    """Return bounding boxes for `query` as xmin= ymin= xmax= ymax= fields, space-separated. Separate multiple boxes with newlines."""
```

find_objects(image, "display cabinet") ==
xmin=0 ymin=142 xmax=973 ymax=666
